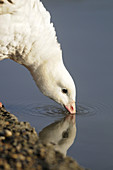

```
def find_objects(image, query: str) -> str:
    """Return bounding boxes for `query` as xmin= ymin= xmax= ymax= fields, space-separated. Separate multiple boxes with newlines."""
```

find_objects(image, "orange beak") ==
xmin=65 ymin=101 xmax=76 ymax=114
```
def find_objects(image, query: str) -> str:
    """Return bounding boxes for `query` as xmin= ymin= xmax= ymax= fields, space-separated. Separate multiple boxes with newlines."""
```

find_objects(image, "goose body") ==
xmin=0 ymin=0 xmax=76 ymax=113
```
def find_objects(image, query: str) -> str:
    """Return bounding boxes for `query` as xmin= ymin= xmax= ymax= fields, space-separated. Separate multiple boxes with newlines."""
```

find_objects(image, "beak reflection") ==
xmin=39 ymin=114 xmax=76 ymax=156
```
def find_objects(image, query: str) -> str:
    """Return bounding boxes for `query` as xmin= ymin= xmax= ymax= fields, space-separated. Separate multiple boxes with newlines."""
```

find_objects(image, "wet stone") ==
xmin=16 ymin=161 xmax=22 ymax=168
xmin=11 ymin=154 xmax=18 ymax=159
xmin=4 ymin=129 xmax=12 ymax=137
xmin=37 ymin=165 xmax=43 ymax=170
xmin=0 ymin=132 xmax=4 ymax=136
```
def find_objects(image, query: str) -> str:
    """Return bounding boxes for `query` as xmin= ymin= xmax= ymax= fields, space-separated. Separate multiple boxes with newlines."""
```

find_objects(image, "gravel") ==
xmin=0 ymin=106 xmax=84 ymax=170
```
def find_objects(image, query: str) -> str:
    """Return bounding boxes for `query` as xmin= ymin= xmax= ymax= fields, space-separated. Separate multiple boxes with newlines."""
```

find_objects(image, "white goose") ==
xmin=0 ymin=0 xmax=76 ymax=113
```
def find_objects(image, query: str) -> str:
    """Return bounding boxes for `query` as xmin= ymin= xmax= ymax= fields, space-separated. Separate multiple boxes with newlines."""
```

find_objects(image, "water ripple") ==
xmin=76 ymin=103 xmax=96 ymax=116
xmin=9 ymin=103 xmax=67 ymax=118
xmin=8 ymin=101 xmax=113 ymax=119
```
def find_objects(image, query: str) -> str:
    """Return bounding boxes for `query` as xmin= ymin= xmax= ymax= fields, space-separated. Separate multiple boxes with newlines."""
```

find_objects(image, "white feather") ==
xmin=0 ymin=0 xmax=76 ymax=110
xmin=0 ymin=0 xmax=61 ymax=64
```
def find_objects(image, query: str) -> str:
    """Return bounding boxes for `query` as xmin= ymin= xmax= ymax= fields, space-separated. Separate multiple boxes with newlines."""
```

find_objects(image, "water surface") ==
xmin=0 ymin=0 xmax=113 ymax=170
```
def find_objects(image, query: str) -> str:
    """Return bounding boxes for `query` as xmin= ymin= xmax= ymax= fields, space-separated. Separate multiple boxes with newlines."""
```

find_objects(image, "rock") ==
xmin=4 ymin=129 xmax=12 ymax=137
xmin=0 ymin=106 xmax=85 ymax=170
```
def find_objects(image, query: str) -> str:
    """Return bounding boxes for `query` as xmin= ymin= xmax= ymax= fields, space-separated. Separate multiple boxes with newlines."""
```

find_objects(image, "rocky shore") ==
xmin=0 ymin=106 xmax=84 ymax=170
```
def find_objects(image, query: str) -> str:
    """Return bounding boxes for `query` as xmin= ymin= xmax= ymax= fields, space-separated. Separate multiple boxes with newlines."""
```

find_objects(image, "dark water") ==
xmin=0 ymin=0 xmax=113 ymax=170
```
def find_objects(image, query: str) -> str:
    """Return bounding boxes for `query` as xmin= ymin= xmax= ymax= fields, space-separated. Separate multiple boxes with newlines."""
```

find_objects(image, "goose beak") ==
xmin=65 ymin=101 xmax=76 ymax=114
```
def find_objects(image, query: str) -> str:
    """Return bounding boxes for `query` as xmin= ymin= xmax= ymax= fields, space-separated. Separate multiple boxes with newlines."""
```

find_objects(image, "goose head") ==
xmin=31 ymin=58 xmax=76 ymax=114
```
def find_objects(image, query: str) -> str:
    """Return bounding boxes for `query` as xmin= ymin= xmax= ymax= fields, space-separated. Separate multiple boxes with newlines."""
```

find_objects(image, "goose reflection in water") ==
xmin=39 ymin=114 xmax=76 ymax=156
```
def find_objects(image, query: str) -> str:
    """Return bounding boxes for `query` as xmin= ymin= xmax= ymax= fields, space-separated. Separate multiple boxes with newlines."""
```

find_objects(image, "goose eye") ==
xmin=62 ymin=89 xmax=68 ymax=94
